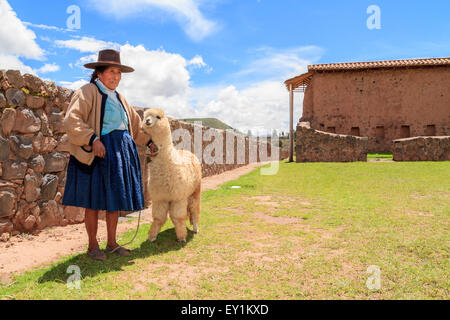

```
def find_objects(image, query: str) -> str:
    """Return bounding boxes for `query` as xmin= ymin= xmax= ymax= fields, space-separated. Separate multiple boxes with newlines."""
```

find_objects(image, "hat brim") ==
xmin=84 ymin=62 xmax=135 ymax=73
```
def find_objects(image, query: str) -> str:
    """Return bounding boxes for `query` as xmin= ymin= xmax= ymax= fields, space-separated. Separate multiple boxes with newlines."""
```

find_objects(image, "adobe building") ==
xmin=285 ymin=57 xmax=450 ymax=154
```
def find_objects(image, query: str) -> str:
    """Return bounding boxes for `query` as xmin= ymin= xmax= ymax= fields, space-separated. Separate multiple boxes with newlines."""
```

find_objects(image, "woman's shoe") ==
xmin=87 ymin=249 xmax=107 ymax=261
xmin=106 ymin=245 xmax=131 ymax=256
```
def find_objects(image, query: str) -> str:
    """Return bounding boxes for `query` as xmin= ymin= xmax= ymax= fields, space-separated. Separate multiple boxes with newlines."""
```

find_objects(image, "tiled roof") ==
xmin=308 ymin=57 xmax=450 ymax=72
xmin=285 ymin=57 xmax=450 ymax=90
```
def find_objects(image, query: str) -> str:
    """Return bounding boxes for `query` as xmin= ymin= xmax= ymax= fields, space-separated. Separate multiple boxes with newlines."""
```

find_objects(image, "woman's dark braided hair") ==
xmin=90 ymin=66 xmax=108 ymax=83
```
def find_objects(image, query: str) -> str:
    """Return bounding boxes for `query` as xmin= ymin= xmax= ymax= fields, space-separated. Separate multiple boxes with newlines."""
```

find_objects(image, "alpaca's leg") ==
xmin=148 ymin=201 xmax=169 ymax=242
xmin=169 ymin=199 xmax=188 ymax=242
xmin=188 ymin=183 xmax=201 ymax=234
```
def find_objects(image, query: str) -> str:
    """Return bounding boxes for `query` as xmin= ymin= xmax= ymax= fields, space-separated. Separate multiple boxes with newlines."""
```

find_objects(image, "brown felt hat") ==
xmin=84 ymin=49 xmax=134 ymax=73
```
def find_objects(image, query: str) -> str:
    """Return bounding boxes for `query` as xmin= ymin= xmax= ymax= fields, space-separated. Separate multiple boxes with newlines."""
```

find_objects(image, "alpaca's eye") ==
xmin=156 ymin=116 xmax=161 ymax=120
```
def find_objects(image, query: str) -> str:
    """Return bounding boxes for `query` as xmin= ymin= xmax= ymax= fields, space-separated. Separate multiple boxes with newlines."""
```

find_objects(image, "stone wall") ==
xmin=296 ymin=122 xmax=368 ymax=162
xmin=0 ymin=70 xmax=279 ymax=236
xmin=392 ymin=136 xmax=450 ymax=161
xmin=0 ymin=70 xmax=73 ymax=235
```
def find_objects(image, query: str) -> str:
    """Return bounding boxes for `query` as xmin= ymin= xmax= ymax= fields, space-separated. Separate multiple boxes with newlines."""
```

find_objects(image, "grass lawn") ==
xmin=367 ymin=153 xmax=393 ymax=159
xmin=1 ymin=160 xmax=449 ymax=300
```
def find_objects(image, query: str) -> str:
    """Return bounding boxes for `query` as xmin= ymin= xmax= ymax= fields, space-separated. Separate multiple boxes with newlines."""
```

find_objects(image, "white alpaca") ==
xmin=142 ymin=108 xmax=202 ymax=242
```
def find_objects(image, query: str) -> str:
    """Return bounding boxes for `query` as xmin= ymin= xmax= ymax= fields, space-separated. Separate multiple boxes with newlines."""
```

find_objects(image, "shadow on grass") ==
xmin=37 ymin=227 xmax=195 ymax=284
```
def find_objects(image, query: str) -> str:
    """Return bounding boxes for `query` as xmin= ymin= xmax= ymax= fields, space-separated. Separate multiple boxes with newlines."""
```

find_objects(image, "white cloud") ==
xmin=0 ymin=0 xmax=47 ymax=74
xmin=86 ymin=0 xmax=217 ymax=41
xmin=116 ymin=44 xmax=195 ymax=118
xmin=0 ymin=54 xmax=34 ymax=74
xmin=190 ymin=81 xmax=303 ymax=134
xmin=23 ymin=21 xmax=75 ymax=33
xmin=59 ymin=79 xmax=89 ymax=91
xmin=55 ymin=36 xmax=120 ymax=53
xmin=188 ymin=55 xmax=206 ymax=68
xmin=0 ymin=0 xmax=44 ymax=60
xmin=37 ymin=63 xmax=60 ymax=74
xmin=78 ymin=53 xmax=99 ymax=64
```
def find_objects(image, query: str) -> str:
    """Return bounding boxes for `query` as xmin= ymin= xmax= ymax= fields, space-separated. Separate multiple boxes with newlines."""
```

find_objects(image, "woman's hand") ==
xmin=93 ymin=139 xmax=106 ymax=158
xmin=146 ymin=142 xmax=159 ymax=158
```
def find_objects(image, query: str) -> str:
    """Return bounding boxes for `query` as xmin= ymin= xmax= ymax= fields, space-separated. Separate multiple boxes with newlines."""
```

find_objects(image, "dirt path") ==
xmin=0 ymin=162 xmax=272 ymax=283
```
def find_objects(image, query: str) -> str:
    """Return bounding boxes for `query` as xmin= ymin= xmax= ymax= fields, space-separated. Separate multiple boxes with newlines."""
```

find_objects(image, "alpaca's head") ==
xmin=142 ymin=108 xmax=171 ymax=143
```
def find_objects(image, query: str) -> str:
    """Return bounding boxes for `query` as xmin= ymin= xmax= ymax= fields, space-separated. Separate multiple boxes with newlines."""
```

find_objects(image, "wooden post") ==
xmin=289 ymin=84 xmax=294 ymax=162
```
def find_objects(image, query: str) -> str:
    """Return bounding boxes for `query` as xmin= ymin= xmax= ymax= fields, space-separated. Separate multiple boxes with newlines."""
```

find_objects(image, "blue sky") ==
xmin=1 ymin=0 xmax=450 ymax=134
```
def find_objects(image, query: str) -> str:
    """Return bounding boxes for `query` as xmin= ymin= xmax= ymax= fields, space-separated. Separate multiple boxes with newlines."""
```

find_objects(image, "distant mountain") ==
xmin=179 ymin=118 xmax=239 ymax=132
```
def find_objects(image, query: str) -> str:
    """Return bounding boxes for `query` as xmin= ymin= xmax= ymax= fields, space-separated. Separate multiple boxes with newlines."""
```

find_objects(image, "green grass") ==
xmin=367 ymin=153 xmax=393 ymax=159
xmin=179 ymin=118 xmax=234 ymax=131
xmin=1 ymin=160 xmax=449 ymax=300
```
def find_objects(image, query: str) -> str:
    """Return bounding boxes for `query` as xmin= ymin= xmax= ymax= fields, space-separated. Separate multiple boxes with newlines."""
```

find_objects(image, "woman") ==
xmin=62 ymin=49 xmax=158 ymax=261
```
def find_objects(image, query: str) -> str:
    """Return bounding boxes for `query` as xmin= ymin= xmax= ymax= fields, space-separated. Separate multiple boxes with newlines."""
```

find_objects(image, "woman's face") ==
xmin=98 ymin=66 xmax=122 ymax=90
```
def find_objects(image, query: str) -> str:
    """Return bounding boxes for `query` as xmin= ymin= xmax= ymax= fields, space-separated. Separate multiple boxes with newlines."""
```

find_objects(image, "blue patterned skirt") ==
xmin=62 ymin=130 xmax=145 ymax=213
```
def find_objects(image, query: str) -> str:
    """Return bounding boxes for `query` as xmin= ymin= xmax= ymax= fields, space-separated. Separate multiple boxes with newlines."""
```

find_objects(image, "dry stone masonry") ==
xmin=0 ymin=70 xmax=73 ymax=236
xmin=0 ymin=70 xmax=279 ymax=236
xmin=296 ymin=122 xmax=368 ymax=162
xmin=392 ymin=136 xmax=450 ymax=161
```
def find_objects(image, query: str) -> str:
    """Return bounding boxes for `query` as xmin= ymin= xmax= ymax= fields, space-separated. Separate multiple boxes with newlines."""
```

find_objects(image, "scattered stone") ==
xmin=1 ymin=107 xmax=16 ymax=137
xmin=9 ymin=136 xmax=33 ymax=160
xmin=0 ymin=233 xmax=9 ymax=242
xmin=1 ymin=159 xmax=27 ymax=180
xmin=0 ymin=190 xmax=16 ymax=218
xmin=5 ymin=88 xmax=26 ymax=107
xmin=12 ymin=108 xmax=41 ymax=133
xmin=40 ymin=174 xmax=58 ymax=200
xmin=29 ymin=154 xmax=45 ymax=173
xmin=0 ymin=136 xmax=10 ymax=162
xmin=5 ymin=70 xmax=24 ymax=88
xmin=26 ymin=95 xmax=45 ymax=109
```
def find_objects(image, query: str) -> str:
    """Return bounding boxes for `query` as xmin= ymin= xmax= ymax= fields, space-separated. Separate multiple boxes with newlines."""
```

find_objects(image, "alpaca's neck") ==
xmin=153 ymin=130 xmax=174 ymax=161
